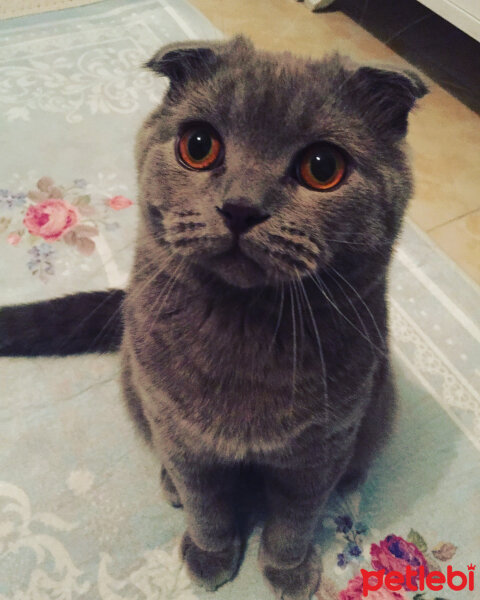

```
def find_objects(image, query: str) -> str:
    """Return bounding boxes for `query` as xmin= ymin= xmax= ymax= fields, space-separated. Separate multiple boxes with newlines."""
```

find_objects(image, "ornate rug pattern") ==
xmin=0 ymin=0 xmax=103 ymax=21
xmin=0 ymin=1 xmax=479 ymax=599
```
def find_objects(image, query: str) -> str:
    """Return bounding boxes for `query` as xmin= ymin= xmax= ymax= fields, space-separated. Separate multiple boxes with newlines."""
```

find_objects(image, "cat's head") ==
xmin=137 ymin=36 xmax=426 ymax=289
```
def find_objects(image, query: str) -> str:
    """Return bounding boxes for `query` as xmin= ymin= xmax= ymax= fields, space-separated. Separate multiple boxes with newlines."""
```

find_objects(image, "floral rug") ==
xmin=0 ymin=1 xmax=479 ymax=599
xmin=0 ymin=0 xmax=103 ymax=21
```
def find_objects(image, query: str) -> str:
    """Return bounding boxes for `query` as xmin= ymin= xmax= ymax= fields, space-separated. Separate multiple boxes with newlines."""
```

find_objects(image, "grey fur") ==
xmin=120 ymin=35 xmax=426 ymax=599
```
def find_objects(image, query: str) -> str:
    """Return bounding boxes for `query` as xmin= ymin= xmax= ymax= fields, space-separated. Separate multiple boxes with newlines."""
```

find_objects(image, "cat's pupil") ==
xmin=310 ymin=150 xmax=336 ymax=182
xmin=188 ymin=131 xmax=212 ymax=160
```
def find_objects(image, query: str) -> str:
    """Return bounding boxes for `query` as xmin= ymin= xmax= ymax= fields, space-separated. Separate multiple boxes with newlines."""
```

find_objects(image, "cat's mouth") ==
xmin=206 ymin=241 xmax=266 ymax=288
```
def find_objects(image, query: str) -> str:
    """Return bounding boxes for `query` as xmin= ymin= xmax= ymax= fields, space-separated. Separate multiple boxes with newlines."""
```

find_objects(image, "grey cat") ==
xmin=0 ymin=36 xmax=427 ymax=599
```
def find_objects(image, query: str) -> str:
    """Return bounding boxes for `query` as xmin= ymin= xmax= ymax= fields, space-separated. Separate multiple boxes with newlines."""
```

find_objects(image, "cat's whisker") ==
xmin=292 ymin=278 xmax=306 ymax=369
xmin=328 ymin=266 xmax=387 ymax=353
xmin=56 ymin=236 xmax=138 ymax=292
xmin=268 ymin=282 xmax=285 ymax=355
xmin=86 ymin=306 xmax=123 ymax=353
xmin=321 ymin=237 xmax=390 ymax=247
xmin=297 ymin=275 xmax=329 ymax=459
xmin=87 ymin=258 xmax=175 ymax=352
xmin=56 ymin=257 xmax=161 ymax=353
xmin=267 ymin=233 xmax=318 ymax=262
xmin=55 ymin=288 xmax=123 ymax=353
xmin=266 ymin=247 xmax=312 ymax=281
xmin=145 ymin=254 xmax=188 ymax=337
xmin=296 ymin=274 xmax=328 ymax=406
xmin=359 ymin=0 xmax=370 ymax=28
xmin=383 ymin=14 xmax=432 ymax=46
xmin=313 ymin=230 xmax=393 ymax=260
xmin=309 ymin=273 xmax=384 ymax=356
xmin=323 ymin=274 xmax=381 ymax=357
xmin=288 ymin=283 xmax=297 ymax=404
xmin=91 ymin=245 xmax=182 ymax=349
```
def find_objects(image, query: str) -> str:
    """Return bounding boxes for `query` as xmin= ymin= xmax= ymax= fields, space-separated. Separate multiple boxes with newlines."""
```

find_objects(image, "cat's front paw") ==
xmin=260 ymin=544 xmax=321 ymax=600
xmin=180 ymin=532 xmax=242 ymax=591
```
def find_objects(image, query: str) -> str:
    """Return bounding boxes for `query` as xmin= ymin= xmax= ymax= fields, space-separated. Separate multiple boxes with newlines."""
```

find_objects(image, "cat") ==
xmin=0 ymin=35 xmax=427 ymax=600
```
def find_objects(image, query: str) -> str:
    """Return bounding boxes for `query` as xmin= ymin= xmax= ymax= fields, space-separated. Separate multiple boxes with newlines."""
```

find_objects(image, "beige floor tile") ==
xmin=191 ymin=0 xmax=404 ymax=61
xmin=429 ymin=210 xmax=480 ymax=284
xmin=408 ymin=86 xmax=480 ymax=231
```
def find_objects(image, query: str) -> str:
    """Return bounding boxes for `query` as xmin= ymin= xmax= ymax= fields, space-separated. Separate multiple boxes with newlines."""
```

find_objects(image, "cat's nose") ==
xmin=217 ymin=201 xmax=270 ymax=235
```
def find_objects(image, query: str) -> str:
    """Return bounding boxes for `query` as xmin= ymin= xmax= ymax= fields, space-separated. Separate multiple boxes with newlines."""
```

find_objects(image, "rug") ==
xmin=0 ymin=0 xmax=103 ymax=20
xmin=0 ymin=1 xmax=479 ymax=599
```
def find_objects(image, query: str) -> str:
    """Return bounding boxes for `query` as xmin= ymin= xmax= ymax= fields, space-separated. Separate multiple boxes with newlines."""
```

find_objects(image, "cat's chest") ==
xmin=128 ymin=281 xmax=374 ymax=387
xmin=129 ymin=322 xmax=373 ymax=460
xmin=125 ymin=289 xmax=376 ymax=458
xmin=143 ymin=295 xmax=319 ymax=380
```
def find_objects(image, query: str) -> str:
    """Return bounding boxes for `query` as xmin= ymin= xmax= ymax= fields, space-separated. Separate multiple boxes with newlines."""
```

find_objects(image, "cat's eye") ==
xmin=297 ymin=144 xmax=346 ymax=191
xmin=177 ymin=124 xmax=223 ymax=170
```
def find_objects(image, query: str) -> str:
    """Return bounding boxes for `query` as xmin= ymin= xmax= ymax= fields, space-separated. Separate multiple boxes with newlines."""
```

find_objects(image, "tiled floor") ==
xmin=190 ymin=0 xmax=480 ymax=284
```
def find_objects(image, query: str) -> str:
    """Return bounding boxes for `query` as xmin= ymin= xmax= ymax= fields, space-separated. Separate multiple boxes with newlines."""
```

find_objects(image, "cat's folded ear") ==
xmin=145 ymin=36 xmax=253 ymax=92
xmin=145 ymin=41 xmax=218 ymax=88
xmin=346 ymin=65 xmax=428 ymax=136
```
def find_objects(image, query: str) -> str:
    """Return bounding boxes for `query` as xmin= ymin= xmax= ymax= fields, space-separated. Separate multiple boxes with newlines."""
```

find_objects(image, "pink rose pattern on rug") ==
xmin=316 ymin=522 xmax=456 ymax=600
xmin=1 ymin=176 xmax=134 ymax=282
xmin=108 ymin=195 xmax=133 ymax=210
xmin=370 ymin=535 xmax=429 ymax=588
xmin=24 ymin=198 xmax=79 ymax=241
xmin=338 ymin=573 xmax=407 ymax=600
xmin=7 ymin=232 xmax=21 ymax=246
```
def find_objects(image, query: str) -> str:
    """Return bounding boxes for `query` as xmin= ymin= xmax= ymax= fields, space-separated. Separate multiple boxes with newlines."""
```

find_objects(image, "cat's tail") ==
xmin=0 ymin=290 xmax=125 ymax=357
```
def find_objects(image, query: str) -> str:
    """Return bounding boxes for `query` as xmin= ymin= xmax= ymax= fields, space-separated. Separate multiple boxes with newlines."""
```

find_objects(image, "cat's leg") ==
xmin=259 ymin=450 xmax=352 ymax=600
xmin=166 ymin=458 xmax=242 ymax=591
xmin=259 ymin=465 xmax=324 ymax=600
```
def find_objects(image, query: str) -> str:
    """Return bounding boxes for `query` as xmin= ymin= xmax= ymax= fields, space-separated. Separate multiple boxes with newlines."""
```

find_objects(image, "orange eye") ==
xmin=298 ymin=144 xmax=346 ymax=191
xmin=177 ymin=125 xmax=222 ymax=170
